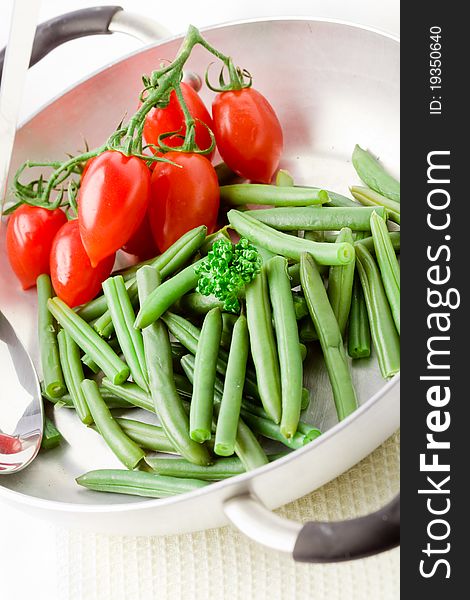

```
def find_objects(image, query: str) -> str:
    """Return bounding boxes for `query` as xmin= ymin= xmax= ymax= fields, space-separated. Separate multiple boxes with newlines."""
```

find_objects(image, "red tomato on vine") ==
xmin=78 ymin=151 xmax=150 ymax=267
xmin=212 ymin=87 xmax=283 ymax=183
xmin=50 ymin=220 xmax=115 ymax=307
xmin=143 ymin=82 xmax=214 ymax=159
xmin=148 ymin=151 xmax=219 ymax=252
xmin=6 ymin=204 xmax=67 ymax=289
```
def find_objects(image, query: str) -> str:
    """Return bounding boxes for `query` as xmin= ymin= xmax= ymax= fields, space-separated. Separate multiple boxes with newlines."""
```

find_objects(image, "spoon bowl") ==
xmin=0 ymin=310 xmax=43 ymax=474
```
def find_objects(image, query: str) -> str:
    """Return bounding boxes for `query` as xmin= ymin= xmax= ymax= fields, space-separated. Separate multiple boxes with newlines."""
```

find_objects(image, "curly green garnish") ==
xmin=195 ymin=238 xmax=261 ymax=312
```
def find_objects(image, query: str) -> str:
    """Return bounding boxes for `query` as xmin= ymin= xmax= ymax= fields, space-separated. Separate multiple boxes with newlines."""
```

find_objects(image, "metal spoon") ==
xmin=0 ymin=0 xmax=43 ymax=474
xmin=0 ymin=312 xmax=43 ymax=473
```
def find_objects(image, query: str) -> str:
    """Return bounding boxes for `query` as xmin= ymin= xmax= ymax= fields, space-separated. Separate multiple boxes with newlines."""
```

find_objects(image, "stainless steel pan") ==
xmin=0 ymin=7 xmax=400 ymax=562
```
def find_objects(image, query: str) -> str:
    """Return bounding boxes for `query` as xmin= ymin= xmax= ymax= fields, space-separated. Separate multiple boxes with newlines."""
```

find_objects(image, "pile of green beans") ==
xmin=37 ymin=160 xmax=400 ymax=500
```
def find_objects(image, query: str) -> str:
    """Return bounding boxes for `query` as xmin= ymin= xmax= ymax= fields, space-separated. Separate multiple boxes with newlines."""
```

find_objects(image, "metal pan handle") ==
xmin=0 ymin=5 xmax=171 ymax=84
xmin=224 ymin=492 xmax=399 ymax=562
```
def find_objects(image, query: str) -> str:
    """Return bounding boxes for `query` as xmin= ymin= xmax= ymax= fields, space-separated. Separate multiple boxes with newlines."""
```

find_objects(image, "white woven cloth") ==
xmin=57 ymin=431 xmax=400 ymax=600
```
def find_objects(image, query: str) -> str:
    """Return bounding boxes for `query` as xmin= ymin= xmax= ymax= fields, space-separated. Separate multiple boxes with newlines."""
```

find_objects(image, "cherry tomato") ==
xmin=80 ymin=156 xmax=95 ymax=179
xmin=78 ymin=151 xmax=150 ymax=267
xmin=50 ymin=220 xmax=115 ymax=307
xmin=211 ymin=87 xmax=283 ymax=183
xmin=121 ymin=211 xmax=158 ymax=260
xmin=143 ymin=82 xmax=215 ymax=159
xmin=67 ymin=154 xmax=154 ymax=263
xmin=6 ymin=204 xmax=67 ymax=289
xmin=148 ymin=152 xmax=219 ymax=252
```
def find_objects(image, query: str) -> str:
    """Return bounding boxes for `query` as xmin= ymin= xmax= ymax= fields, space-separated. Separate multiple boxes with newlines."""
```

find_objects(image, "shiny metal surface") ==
xmin=0 ymin=18 xmax=399 ymax=535
xmin=0 ymin=311 xmax=43 ymax=473
xmin=108 ymin=9 xmax=172 ymax=44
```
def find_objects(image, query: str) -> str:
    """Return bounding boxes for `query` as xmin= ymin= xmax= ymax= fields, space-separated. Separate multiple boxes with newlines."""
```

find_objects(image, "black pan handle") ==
xmin=224 ymin=492 xmax=399 ymax=562
xmin=293 ymin=494 xmax=400 ymax=562
xmin=0 ymin=6 xmax=123 ymax=84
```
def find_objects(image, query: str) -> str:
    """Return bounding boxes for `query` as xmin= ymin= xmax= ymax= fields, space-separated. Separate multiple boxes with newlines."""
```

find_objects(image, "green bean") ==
xmin=293 ymin=293 xmax=309 ymax=320
xmin=102 ymin=275 xmax=148 ymax=391
xmin=299 ymin=316 xmax=318 ymax=343
xmin=324 ymin=191 xmax=360 ymax=208
xmin=266 ymin=256 xmax=303 ymax=438
xmin=221 ymin=313 xmax=237 ymax=349
xmin=48 ymin=298 xmax=129 ymax=385
xmin=41 ymin=416 xmax=63 ymax=450
xmin=113 ymin=257 xmax=157 ymax=282
xmin=176 ymin=292 xmax=225 ymax=316
xmin=231 ymin=417 xmax=269 ymax=470
xmin=245 ymin=269 xmax=282 ymax=423
xmin=355 ymin=245 xmax=400 ymax=378
xmin=37 ymin=275 xmax=66 ymax=398
xmin=190 ymin=308 xmax=222 ymax=443
xmin=347 ymin=274 xmax=371 ymax=359
xmin=288 ymin=262 xmax=329 ymax=287
xmin=81 ymin=379 xmax=145 ymax=469
xmin=328 ymin=227 xmax=356 ymax=337
xmin=81 ymin=337 xmax=121 ymax=374
xmin=275 ymin=169 xmax=295 ymax=187
xmin=356 ymin=231 xmax=400 ymax=253
xmin=146 ymin=455 xmax=245 ymax=480
xmin=300 ymin=253 xmax=357 ymax=421
xmin=215 ymin=162 xmax=240 ymax=186
xmin=370 ymin=211 xmax=400 ymax=334
xmin=275 ymin=169 xmax=298 ymax=233
xmin=162 ymin=312 xmax=260 ymax=401
xmin=91 ymin=225 xmax=207 ymax=334
xmin=246 ymin=206 xmax=386 ymax=231
xmin=220 ymin=184 xmax=329 ymax=207
xmin=215 ymin=315 xmax=249 ymax=456
xmin=255 ymin=243 xmax=277 ymax=263
xmin=137 ymin=266 xmax=211 ymax=466
xmin=115 ymin=418 xmax=176 ymax=453
xmin=75 ymin=293 xmax=109 ymax=322
xmin=94 ymin=317 xmax=116 ymax=339
xmin=76 ymin=469 xmax=209 ymax=497
xmin=85 ymin=337 xmax=190 ymax=377
xmin=350 ymin=186 xmax=400 ymax=224
xmin=135 ymin=259 xmax=205 ymax=329
xmin=101 ymin=378 xmax=154 ymax=411
xmin=57 ymin=330 xmax=92 ymax=424
xmin=352 ymin=145 xmax=400 ymax=203
xmin=43 ymin=386 xmax=132 ymax=410
xmin=161 ymin=312 xmax=203 ymax=354
xmin=239 ymin=408 xmax=320 ymax=450
xmin=81 ymin=353 xmax=100 ymax=374
xmin=133 ymin=224 xmax=207 ymax=278
xmin=228 ymin=210 xmax=354 ymax=266
xmin=78 ymin=278 xmax=137 ymax=324
xmin=199 ymin=226 xmax=232 ymax=256
xmin=101 ymin=373 xmax=192 ymax=412
xmin=241 ymin=399 xmax=319 ymax=441
xmin=181 ymin=355 xmax=269 ymax=470
xmin=288 ymin=263 xmax=301 ymax=287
